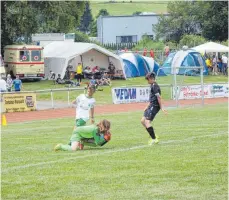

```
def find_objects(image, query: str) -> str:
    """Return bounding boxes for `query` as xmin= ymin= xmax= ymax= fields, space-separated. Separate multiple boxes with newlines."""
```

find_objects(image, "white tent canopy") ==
xmin=44 ymin=41 xmax=125 ymax=79
xmin=192 ymin=42 xmax=229 ymax=53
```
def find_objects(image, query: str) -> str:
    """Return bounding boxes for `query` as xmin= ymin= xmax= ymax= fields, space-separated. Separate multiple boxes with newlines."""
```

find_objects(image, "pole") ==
xmin=174 ymin=67 xmax=178 ymax=107
xmin=200 ymin=65 xmax=204 ymax=106
xmin=51 ymin=90 xmax=54 ymax=109
xmin=67 ymin=89 xmax=70 ymax=107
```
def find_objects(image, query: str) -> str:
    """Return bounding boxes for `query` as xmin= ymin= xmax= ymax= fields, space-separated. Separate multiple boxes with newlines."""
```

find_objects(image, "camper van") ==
xmin=0 ymin=54 xmax=6 ymax=79
xmin=4 ymin=45 xmax=44 ymax=80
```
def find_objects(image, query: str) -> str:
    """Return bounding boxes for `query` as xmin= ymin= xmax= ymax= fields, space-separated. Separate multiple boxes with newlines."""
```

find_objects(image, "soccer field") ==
xmin=2 ymin=104 xmax=228 ymax=199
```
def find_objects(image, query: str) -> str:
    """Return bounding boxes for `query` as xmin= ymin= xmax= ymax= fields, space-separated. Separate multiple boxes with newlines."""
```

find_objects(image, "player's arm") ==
xmin=90 ymin=107 xmax=95 ymax=124
xmin=72 ymin=95 xmax=80 ymax=105
xmin=144 ymin=102 xmax=151 ymax=111
xmin=156 ymin=94 xmax=167 ymax=115
xmin=154 ymin=85 xmax=167 ymax=114
xmin=92 ymin=131 xmax=107 ymax=146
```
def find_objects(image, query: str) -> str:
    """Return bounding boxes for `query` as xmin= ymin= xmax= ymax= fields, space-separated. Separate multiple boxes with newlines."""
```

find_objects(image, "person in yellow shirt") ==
xmin=76 ymin=62 xmax=83 ymax=84
xmin=205 ymin=58 xmax=212 ymax=73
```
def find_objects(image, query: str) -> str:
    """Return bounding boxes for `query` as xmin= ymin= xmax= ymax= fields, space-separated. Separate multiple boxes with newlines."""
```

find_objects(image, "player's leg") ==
xmin=141 ymin=116 xmax=146 ymax=128
xmin=54 ymin=143 xmax=71 ymax=151
xmin=72 ymin=118 xmax=87 ymax=131
xmin=144 ymin=106 xmax=160 ymax=145
xmin=71 ymin=141 xmax=81 ymax=151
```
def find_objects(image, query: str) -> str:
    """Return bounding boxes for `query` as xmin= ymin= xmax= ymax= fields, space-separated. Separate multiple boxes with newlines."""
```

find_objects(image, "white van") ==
xmin=0 ymin=54 xmax=6 ymax=80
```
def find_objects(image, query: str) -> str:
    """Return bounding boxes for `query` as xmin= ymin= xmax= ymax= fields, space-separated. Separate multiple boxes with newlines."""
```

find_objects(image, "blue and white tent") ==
xmin=162 ymin=49 xmax=208 ymax=76
xmin=119 ymin=53 xmax=166 ymax=78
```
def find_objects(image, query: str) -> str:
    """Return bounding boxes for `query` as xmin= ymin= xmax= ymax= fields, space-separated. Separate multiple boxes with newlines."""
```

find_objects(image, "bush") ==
xmin=179 ymin=34 xmax=206 ymax=48
xmin=74 ymin=31 xmax=90 ymax=42
xmin=221 ymin=40 xmax=228 ymax=47
xmin=133 ymin=37 xmax=164 ymax=51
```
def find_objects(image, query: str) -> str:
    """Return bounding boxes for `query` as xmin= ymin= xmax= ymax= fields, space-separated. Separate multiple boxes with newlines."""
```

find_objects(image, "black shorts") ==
xmin=144 ymin=105 xmax=160 ymax=121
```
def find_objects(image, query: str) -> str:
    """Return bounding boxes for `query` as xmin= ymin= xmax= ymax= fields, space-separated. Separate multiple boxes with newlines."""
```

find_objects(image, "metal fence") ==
xmin=1 ymin=66 xmax=227 ymax=111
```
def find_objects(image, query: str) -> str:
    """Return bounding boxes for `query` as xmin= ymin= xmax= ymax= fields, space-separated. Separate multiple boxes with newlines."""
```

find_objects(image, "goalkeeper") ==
xmin=54 ymin=119 xmax=111 ymax=151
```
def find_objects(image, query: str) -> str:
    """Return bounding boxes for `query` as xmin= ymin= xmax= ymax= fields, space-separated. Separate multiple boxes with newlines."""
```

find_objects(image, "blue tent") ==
xmin=162 ymin=49 xmax=208 ymax=76
xmin=120 ymin=53 xmax=166 ymax=78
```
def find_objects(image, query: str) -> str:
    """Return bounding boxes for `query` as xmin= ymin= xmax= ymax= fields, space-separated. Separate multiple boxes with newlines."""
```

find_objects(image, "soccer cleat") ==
xmin=54 ymin=144 xmax=62 ymax=151
xmin=148 ymin=137 xmax=159 ymax=145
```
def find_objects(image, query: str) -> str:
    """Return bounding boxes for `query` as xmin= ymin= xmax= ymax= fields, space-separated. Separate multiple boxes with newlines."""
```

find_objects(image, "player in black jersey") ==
xmin=141 ymin=72 xmax=167 ymax=145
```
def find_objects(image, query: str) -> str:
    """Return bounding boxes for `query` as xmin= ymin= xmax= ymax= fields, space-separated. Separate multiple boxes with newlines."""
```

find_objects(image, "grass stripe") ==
xmin=2 ymin=132 xmax=226 ymax=174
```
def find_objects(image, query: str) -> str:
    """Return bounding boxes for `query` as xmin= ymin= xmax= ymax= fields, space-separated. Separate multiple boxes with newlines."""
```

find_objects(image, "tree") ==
xmin=96 ymin=9 xmax=109 ymax=18
xmin=200 ymin=1 xmax=228 ymax=41
xmin=154 ymin=1 xmax=228 ymax=42
xmin=1 ymin=1 xmax=86 ymax=54
xmin=90 ymin=9 xmax=110 ymax=37
xmin=179 ymin=34 xmax=206 ymax=48
xmin=153 ymin=1 xmax=204 ymax=42
xmin=79 ymin=1 xmax=93 ymax=34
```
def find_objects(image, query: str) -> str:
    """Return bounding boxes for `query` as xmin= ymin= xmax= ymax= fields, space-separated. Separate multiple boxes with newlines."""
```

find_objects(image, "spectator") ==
xmin=84 ymin=66 xmax=92 ymax=74
xmin=83 ymin=66 xmax=92 ymax=79
xmin=217 ymin=58 xmax=223 ymax=73
xmin=100 ymin=78 xmax=111 ymax=86
xmin=56 ymin=74 xmax=65 ymax=84
xmin=108 ymin=62 xmax=115 ymax=79
xmin=6 ymin=74 xmax=13 ymax=92
xmin=212 ymin=55 xmax=218 ymax=75
xmin=12 ymin=75 xmax=22 ymax=92
xmin=0 ymin=74 xmax=6 ymax=92
xmin=222 ymin=54 xmax=228 ymax=75
xmin=205 ymin=57 xmax=212 ymax=73
xmin=49 ymin=70 xmax=56 ymax=80
xmin=143 ymin=48 xmax=147 ymax=56
xmin=92 ymin=66 xmax=99 ymax=73
xmin=76 ymin=63 xmax=83 ymax=84
xmin=150 ymin=49 xmax=154 ymax=58
xmin=164 ymin=44 xmax=170 ymax=57
xmin=90 ymin=75 xmax=97 ymax=86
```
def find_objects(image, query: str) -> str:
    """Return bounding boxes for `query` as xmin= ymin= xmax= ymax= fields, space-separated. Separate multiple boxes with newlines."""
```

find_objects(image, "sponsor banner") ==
xmin=174 ymin=85 xmax=212 ymax=100
xmin=174 ymin=84 xmax=228 ymax=100
xmin=2 ymin=93 xmax=36 ymax=113
xmin=112 ymin=87 xmax=149 ymax=104
xmin=211 ymin=84 xmax=228 ymax=98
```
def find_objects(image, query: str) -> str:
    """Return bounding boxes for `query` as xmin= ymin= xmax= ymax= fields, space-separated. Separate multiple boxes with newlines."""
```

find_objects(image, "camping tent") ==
xmin=119 ymin=53 xmax=166 ymax=78
xmin=44 ymin=42 xmax=125 ymax=79
xmin=192 ymin=42 xmax=229 ymax=53
xmin=162 ymin=49 xmax=208 ymax=76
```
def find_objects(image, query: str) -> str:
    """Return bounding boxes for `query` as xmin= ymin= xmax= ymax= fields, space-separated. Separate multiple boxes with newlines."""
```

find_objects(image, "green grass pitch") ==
xmin=1 ymin=104 xmax=228 ymax=199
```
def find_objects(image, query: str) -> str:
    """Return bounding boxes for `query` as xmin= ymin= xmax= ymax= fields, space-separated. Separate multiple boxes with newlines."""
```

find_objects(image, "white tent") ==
xmin=44 ymin=41 xmax=125 ymax=79
xmin=192 ymin=42 xmax=229 ymax=53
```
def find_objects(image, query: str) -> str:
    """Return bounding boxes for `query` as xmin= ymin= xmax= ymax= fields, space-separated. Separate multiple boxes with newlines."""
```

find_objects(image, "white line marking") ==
xmin=2 ymin=132 xmax=226 ymax=174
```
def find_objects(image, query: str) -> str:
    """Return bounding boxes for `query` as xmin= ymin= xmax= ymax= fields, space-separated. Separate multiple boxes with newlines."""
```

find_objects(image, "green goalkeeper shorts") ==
xmin=75 ymin=118 xmax=86 ymax=127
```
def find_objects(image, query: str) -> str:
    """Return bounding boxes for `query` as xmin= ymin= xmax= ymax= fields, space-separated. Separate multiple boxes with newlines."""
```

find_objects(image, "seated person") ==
xmin=89 ymin=76 xmax=98 ymax=88
xmin=49 ymin=71 xmax=56 ymax=80
xmin=56 ymin=74 xmax=80 ymax=86
xmin=56 ymin=74 xmax=65 ymax=84
xmin=84 ymin=66 xmax=92 ymax=74
xmin=99 ymin=78 xmax=111 ymax=86
xmin=92 ymin=66 xmax=100 ymax=73
xmin=83 ymin=66 xmax=93 ymax=79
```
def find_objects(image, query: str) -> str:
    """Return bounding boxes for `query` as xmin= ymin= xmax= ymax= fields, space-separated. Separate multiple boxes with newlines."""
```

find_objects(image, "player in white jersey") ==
xmin=72 ymin=84 xmax=96 ymax=127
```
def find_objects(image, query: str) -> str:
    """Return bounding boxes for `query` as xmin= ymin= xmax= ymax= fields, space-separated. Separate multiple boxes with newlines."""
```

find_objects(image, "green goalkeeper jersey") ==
xmin=70 ymin=125 xmax=106 ymax=146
